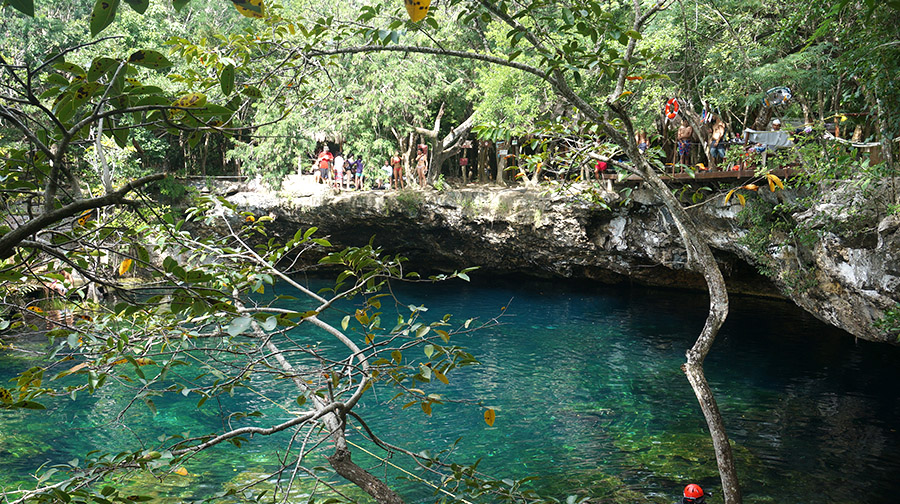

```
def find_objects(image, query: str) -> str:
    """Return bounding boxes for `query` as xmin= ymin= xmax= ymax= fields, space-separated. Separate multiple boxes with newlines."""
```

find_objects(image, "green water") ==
xmin=2 ymin=278 xmax=899 ymax=503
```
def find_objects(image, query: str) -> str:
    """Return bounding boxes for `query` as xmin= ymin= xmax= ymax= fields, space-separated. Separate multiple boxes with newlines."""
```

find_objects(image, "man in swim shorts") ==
xmin=677 ymin=119 xmax=693 ymax=166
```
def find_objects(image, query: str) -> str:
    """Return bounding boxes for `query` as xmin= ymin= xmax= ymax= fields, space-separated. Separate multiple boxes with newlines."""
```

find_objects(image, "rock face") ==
xmin=222 ymin=175 xmax=900 ymax=344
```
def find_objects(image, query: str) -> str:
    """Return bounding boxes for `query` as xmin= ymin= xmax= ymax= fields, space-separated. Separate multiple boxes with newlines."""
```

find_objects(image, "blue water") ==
xmin=2 ymin=277 xmax=899 ymax=503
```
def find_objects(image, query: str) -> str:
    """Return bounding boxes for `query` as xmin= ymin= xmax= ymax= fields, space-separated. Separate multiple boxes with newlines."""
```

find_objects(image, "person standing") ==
xmin=381 ymin=159 xmax=392 ymax=189
xmin=415 ymin=144 xmax=428 ymax=187
xmin=390 ymin=153 xmax=404 ymax=189
xmin=677 ymin=119 xmax=694 ymax=167
xmin=353 ymin=154 xmax=364 ymax=190
xmin=315 ymin=145 xmax=333 ymax=185
xmin=709 ymin=116 xmax=727 ymax=168
xmin=333 ymin=152 xmax=345 ymax=190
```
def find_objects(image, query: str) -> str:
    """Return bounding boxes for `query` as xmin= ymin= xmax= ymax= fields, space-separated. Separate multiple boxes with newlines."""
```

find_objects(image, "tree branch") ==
xmin=0 ymin=173 xmax=164 ymax=259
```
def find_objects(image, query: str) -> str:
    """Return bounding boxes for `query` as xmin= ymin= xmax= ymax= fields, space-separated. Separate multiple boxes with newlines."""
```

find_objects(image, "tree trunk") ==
xmin=876 ymin=95 xmax=897 ymax=204
xmin=328 ymin=448 xmax=406 ymax=504
xmin=198 ymin=133 xmax=210 ymax=178
xmin=497 ymin=140 xmax=509 ymax=185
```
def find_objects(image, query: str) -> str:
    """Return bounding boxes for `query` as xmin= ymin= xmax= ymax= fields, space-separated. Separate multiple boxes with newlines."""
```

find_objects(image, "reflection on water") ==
xmin=1 ymin=277 xmax=899 ymax=503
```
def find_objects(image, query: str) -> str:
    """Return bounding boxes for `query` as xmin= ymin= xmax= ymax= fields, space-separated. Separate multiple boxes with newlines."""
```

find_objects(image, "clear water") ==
xmin=2 ymin=277 xmax=899 ymax=503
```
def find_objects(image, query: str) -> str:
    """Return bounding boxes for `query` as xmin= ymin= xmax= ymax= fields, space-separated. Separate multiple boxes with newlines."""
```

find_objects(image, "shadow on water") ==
xmin=1 ymin=276 xmax=899 ymax=503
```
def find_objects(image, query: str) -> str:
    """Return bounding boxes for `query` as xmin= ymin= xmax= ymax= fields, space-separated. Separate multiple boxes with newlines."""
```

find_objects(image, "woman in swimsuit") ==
xmin=416 ymin=144 xmax=428 ymax=187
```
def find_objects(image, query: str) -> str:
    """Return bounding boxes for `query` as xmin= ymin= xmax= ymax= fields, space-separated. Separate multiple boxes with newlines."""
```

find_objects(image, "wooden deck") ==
xmin=603 ymin=167 xmax=798 ymax=182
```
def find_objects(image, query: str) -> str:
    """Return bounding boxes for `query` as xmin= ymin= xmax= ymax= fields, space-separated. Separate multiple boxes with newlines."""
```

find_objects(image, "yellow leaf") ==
xmin=67 ymin=362 xmax=89 ymax=374
xmin=403 ymin=0 xmax=431 ymax=22
xmin=255 ymin=284 xmax=265 ymax=294
xmin=484 ymin=408 xmax=496 ymax=427
xmin=421 ymin=401 xmax=432 ymax=416
xmin=134 ymin=358 xmax=155 ymax=366
xmin=737 ymin=193 xmax=746 ymax=206
xmin=724 ymin=189 xmax=736 ymax=205
xmin=119 ymin=258 xmax=133 ymax=276
xmin=27 ymin=306 xmax=44 ymax=313
xmin=743 ymin=183 xmax=759 ymax=191
xmin=433 ymin=368 xmax=449 ymax=385
xmin=232 ymin=0 xmax=266 ymax=18
xmin=767 ymin=173 xmax=784 ymax=190
xmin=77 ymin=210 xmax=93 ymax=226
xmin=171 ymin=92 xmax=207 ymax=109
xmin=174 ymin=467 xmax=189 ymax=476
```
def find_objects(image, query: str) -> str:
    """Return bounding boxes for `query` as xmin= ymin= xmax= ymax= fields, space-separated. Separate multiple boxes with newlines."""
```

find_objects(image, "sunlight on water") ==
xmin=1 ymin=277 xmax=899 ymax=503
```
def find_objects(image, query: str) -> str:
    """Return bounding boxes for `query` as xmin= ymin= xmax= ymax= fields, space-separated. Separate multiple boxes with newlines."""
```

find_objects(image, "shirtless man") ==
xmin=709 ymin=117 xmax=727 ymax=168
xmin=676 ymin=119 xmax=693 ymax=167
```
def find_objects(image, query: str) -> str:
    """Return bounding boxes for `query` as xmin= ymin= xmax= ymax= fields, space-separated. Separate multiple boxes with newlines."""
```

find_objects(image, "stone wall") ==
xmin=221 ymin=176 xmax=900 ymax=344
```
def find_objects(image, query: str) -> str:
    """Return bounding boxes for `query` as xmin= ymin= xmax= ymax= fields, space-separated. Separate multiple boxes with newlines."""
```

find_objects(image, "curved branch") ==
xmin=171 ymin=403 xmax=341 ymax=455
xmin=304 ymin=45 xmax=556 ymax=87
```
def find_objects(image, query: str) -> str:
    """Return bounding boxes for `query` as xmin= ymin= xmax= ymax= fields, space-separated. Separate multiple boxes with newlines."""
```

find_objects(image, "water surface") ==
xmin=1 ymin=277 xmax=898 ymax=503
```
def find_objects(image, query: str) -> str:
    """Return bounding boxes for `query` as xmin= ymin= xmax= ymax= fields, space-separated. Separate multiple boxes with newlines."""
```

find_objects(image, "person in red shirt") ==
xmin=315 ymin=145 xmax=334 ymax=185
xmin=594 ymin=159 xmax=607 ymax=181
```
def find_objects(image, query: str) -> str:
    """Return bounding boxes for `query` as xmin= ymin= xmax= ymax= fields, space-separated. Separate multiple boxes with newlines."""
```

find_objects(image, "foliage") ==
xmin=874 ymin=303 xmax=900 ymax=341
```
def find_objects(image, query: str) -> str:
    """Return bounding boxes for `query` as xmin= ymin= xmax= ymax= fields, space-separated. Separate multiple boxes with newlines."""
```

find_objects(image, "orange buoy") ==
xmin=664 ymin=98 xmax=679 ymax=119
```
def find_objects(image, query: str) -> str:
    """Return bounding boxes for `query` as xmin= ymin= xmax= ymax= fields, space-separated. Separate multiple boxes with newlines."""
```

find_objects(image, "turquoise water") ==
xmin=2 ymin=277 xmax=899 ymax=503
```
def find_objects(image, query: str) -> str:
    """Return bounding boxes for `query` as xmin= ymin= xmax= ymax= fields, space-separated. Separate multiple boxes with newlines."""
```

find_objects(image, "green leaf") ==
xmin=391 ymin=350 xmax=402 ymax=364
xmin=7 ymin=0 xmax=35 ymax=17
xmin=11 ymin=400 xmax=46 ymax=410
xmin=87 ymin=57 xmax=119 ymax=81
xmin=241 ymin=84 xmax=262 ymax=98
xmin=260 ymin=316 xmax=277 ymax=331
xmin=128 ymin=50 xmax=173 ymax=69
xmin=90 ymin=0 xmax=121 ymax=37
xmin=220 ymin=64 xmax=235 ymax=96
xmin=341 ymin=315 xmax=350 ymax=331
xmin=227 ymin=316 xmax=252 ymax=336
xmin=123 ymin=0 xmax=149 ymax=14
xmin=53 ymin=62 xmax=87 ymax=77
xmin=424 ymin=344 xmax=434 ymax=358
xmin=172 ymin=0 xmax=191 ymax=11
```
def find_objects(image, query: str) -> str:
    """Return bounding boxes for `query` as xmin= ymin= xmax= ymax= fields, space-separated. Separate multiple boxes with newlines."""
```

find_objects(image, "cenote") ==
xmin=2 ymin=277 xmax=899 ymax=503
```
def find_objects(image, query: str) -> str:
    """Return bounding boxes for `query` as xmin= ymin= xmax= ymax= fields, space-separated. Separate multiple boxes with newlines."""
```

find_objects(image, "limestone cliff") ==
xmin=219 ymin=175 xmax=900 ymax=344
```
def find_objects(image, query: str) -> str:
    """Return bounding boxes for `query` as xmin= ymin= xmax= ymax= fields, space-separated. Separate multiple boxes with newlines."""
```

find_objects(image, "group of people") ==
xmin=313 ymin=145 xmax=365 ymax=191
xmin=313 ymin=144 xmax=430 ymax=190
xmin=670 ymin=116 xmax=788 ymax=169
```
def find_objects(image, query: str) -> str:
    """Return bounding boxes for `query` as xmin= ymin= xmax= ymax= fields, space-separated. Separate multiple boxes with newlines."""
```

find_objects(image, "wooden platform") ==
xmin=603 ymin=167 xmax=797 ymax=182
